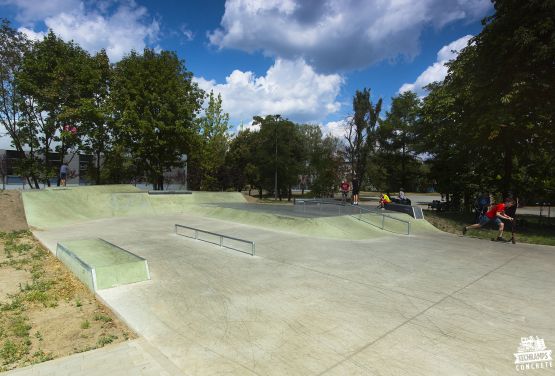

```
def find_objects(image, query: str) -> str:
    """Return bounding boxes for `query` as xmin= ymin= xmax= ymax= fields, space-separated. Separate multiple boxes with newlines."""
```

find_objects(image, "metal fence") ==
xmin=175 ymin=224 xmax=256 ymax=256
xmin=294 ymin=199 xmax=411 ymax=235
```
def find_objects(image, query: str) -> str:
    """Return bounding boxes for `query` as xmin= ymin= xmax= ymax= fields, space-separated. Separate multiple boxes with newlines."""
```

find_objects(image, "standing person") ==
xmin=399 ymin=188 xmax=406 ymax=201
xmin=351 ymin=176 xmax=359 ymax=205
xmin=463 ymin=198 xmax=515 ymax=241
xmin=340 ymin=179 xmax=350 ymax=204
xmin=60 ymin=163 xmax=68 ymax=187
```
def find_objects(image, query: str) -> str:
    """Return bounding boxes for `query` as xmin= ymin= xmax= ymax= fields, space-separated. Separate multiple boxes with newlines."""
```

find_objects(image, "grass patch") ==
xmin=0 ymin=340 xmax=19 ymax=364
xmin=97 ymin=335 xmax=117 ymax=347
xmin=93 ymin=313 xmax=112 ymax=323
xmin=10 ymin=316 xmax=31 ymax=338
xmin=425 ymin=210 xmax=555 ymax=246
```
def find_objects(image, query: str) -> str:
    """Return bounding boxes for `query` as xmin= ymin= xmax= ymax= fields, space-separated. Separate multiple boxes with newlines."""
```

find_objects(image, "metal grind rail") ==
xmin=294 ymin=198 xmax=411 ymax=235
xmin=175 ymin=224 xmax=256 ymax=256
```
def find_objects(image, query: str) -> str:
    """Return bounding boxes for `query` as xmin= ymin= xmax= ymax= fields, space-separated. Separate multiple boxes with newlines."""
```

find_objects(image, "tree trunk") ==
xmin=158 ymin=174 xmax=164 ymax=191
xmin=464 ymin=189 xmax=471 ymax=213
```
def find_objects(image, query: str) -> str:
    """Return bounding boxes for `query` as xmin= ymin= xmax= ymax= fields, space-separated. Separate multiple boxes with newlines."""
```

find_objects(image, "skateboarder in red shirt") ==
xmin=463 ymin=198 xmax=515 ymax=241
xmin=340 ymin=179 xmax=350 ymax=204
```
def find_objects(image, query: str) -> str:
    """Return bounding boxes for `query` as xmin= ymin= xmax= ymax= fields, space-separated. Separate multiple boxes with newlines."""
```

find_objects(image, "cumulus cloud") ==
xmin=0 ymin=0 xmax=81 ymax=23
xmin=209 ymin=0 xmax=491 ymax=72
xmin=18 ymin=27 xmax=46 ymax=41
xmin=9 ymin=1 xmax=160 ymax=62
xmin=195 ymin=58 xmax=343 ymax=126
xmin=399 ymin=34 xmax=472 ymax=96
xmin=320 ymin=120 xmax=348 ymax=139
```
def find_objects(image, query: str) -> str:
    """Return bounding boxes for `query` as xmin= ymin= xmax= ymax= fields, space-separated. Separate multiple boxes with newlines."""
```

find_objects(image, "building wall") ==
xmin=0 ymin=149 xmax=93 ymax=187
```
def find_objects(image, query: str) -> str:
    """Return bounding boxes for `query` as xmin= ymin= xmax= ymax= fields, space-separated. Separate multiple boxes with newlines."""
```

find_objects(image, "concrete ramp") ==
xmin=22 ymin=185 xmax=246 ymax=229
xmin=56 ymin=239 xmax=150 ymax=291
xmin=21 ymin=185 xmax=436 ymax=239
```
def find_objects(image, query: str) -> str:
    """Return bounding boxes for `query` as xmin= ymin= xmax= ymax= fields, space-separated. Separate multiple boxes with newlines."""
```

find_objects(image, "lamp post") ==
xmin=180 ymin=154 xmax=188 ymax=191
xmin=274 ymin=115 xmax=280 ymax=200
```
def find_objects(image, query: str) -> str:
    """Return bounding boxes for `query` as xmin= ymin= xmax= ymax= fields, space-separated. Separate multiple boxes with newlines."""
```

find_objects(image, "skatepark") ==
xmin=4 ymin=185 xmax=555 ymax=375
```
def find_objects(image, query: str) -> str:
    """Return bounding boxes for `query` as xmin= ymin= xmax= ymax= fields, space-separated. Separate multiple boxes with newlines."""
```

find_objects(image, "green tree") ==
xmin=345 ymin=88 xmax=382 ymax=188
xmin=194 ymin=91 xmax=230 ymax=190
xmin=298 ymin=124 xmax=323 ymax=195
xmin=110 ymin=49 xmax=203 ymax=190
xmin=17 ymin=31 xmax=95 ymax=185
xmin=0 ymin=19 xmax=40 ymax=187
xmin=79 ymin=50 xmax=112 ymax=185
xmin=224 ymin=129 xmax=259 ymax=193
xmin=309 ymin=135 xmax=343 ymax=197
xmin=253 ymin=115 xmax=304 ymax=201
xmin=417 ymin=0 xmax=555 ymax=205
xmin=378 ymin=91 xmax=421 ymax=191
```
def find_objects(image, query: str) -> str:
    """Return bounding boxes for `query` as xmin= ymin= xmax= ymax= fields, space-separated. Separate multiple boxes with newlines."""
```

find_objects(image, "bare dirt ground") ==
xmin=0 ymin=191 xmax=28 ymax=232
xmin=0 ymin=206 xmax=135 ymax=371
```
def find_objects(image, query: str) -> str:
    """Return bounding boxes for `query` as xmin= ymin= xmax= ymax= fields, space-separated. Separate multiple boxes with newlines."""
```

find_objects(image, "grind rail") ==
xmin=175 ymin=224 xmax=256 ymax=256
xmin=294 ymin=199 xmax=411 ymax=235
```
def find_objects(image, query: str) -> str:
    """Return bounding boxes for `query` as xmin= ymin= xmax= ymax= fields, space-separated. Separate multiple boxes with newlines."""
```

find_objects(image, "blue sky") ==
xmin=0 ymin=0 xmax=492 ymax=142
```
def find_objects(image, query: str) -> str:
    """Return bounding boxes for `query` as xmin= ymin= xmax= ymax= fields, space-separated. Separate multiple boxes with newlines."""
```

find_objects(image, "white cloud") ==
xmin=0 ymin=0 xmax=81 ymax=23
xmin=209 ymin=0 xmax=491 ymax=72
xmin=180 ymin=24 xmax=195 ymax=42
xmin=399 ymin=34 xmax=473 ymax=96
xmin=320 ymin=120 xmax=347 ymax=139
xmin=17 ymin=27 xmax=46 ymax=41
xmin=195 ymin=58 xmax=343 ymax=126
xmin=8 ymin=1 xmax=160 ymax=62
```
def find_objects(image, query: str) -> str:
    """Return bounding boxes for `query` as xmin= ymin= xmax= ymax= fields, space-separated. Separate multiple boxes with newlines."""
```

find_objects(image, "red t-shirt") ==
xmin=340 ymin=182 xmax=350 ymax=191
xmin=486 ymin=203 xmax=505 ymax=219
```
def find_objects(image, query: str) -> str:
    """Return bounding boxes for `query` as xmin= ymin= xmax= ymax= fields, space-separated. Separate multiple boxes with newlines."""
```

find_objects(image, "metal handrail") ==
xmin=175 ymin=224 xmax=256 ymax=256
xmin=294 ymin=198 xmax=411 ymax=235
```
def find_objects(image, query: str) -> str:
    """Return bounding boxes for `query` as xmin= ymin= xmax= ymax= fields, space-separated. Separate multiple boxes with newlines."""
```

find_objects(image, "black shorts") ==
xmin=60 ymin=172 xmax=67 ymax=179
xmin=352 ymin=189 xmax=359 ymax=195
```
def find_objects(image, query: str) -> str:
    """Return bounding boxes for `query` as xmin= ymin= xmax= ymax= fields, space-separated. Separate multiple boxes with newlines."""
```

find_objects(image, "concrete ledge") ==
xmin=148 ymin=190 xmax=192 ymax=195
xmin=56 ymin=239 xmax=150 ymax=291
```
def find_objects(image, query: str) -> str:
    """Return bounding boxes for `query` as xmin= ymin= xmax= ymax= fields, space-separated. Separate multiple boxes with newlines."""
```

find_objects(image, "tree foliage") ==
xmin=345 ymin=88 xmax=382 ymax=188
xmin=192 ymin=91 xmax=230 ymax=190
xmin=378 ymin=91 xmax=421 ymax=191
xmin=110 ymin=49 xmax=203 ymax=190
xmin=417 ymin=0 xmax=555 ymax=204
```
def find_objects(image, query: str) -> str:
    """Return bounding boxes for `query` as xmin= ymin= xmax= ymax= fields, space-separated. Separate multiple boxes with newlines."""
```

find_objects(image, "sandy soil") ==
xmin=0 ymin=190 xmax=28 ymax=232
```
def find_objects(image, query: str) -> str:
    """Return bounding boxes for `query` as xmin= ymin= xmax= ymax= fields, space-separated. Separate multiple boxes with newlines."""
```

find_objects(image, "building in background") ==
xmin=0 ymin=149 xmax=93 ymax=188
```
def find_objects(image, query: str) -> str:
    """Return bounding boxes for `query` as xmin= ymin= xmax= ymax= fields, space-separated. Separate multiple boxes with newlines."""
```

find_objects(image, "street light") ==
xmin=274 ymin=115 xmax=281 ymax=201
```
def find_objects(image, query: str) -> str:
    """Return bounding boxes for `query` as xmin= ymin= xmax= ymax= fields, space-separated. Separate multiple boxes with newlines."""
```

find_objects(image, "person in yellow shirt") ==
xmin=379 ymin=193 xmax=391 ymax=209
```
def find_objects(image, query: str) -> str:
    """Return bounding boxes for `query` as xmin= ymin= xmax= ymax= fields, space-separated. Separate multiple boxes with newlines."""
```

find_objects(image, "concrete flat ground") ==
xmin=15 ymin=211 xmax=554 ymax=375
